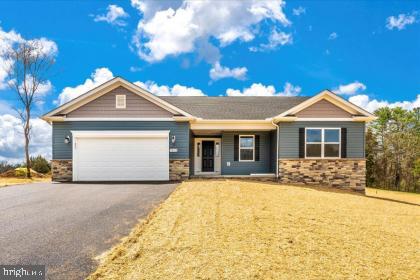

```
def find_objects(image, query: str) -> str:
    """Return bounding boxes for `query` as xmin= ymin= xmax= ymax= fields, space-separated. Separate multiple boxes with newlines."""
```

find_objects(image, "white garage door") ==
xmin=72 ymin=131 xmax=169 ymax=181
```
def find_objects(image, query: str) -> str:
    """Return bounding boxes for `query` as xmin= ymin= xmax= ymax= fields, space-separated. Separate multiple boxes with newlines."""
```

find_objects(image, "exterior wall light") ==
xmin=64 ymin=136 xmax=71 ymax=144
xmin=171 ymin=135 xmax=176 ymax=144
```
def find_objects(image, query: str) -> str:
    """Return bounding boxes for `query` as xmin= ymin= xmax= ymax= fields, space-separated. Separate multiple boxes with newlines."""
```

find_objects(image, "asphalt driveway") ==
xmin=0 ymin=182 xmax=178 ymax=280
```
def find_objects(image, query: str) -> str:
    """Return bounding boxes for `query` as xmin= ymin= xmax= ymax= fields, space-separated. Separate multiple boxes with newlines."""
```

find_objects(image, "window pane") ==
xmin=325 ymin=129 xmax=340 ymax=142
xmin=306 ymin=144 xmax=321 ymax=157
xmin=240 ymin=136 xmax=254 ymax=148
xmin=240 ymin=149 xmax=253 ymax=160
xmin=306 ymin=129 xmax=321 ymax=142
xmin=325 ymin=144 xmax=339 ymax=157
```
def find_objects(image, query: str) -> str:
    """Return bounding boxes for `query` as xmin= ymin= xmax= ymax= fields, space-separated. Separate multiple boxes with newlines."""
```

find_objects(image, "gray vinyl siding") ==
xmin=189 ymin=130 xmax=194 ymax=175
xmin=278 ymin=121 xmax=365 ymax=158
xmin=67 ymin=86 xmax=173 ymax=118
xmin=221 ymin=132 xmax=272 ymax=175
xmin=269 ymin=130 xmax=277 ymax=173
xmin=52 ymin=121 xmax=189 ymax=160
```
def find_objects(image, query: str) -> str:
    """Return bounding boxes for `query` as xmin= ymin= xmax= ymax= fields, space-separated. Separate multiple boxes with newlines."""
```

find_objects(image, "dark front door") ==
xmin=202 ymin=141 xmax=214 ymax=172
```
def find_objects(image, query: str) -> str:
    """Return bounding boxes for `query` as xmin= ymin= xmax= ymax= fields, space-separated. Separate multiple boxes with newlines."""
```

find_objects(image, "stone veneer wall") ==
xmin=51 ymin=160 xmax=73 ymax=182
xmin=51 ymin=159 xmax=189 ymax=182
xmin=169 ymin=159 xmax=190 ymax=181
xmin=279 ymin=159 xmax=366 ymax=191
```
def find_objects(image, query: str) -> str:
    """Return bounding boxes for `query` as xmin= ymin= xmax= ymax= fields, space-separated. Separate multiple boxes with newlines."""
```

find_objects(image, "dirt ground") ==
xmin=88 ymin=180 xmax=420 ymax=280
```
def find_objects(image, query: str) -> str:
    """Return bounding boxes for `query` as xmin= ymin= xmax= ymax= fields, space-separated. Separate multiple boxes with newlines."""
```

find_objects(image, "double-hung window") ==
xmin=305 ymin=128 xmax=340 ymax=158
xmin=239 ymin=135 xmax=254 ymax=161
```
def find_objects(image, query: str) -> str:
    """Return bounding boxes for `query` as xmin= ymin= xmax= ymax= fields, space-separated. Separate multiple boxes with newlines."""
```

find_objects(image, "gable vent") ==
xmin=116 ymin=95 xmax=126 ymax=109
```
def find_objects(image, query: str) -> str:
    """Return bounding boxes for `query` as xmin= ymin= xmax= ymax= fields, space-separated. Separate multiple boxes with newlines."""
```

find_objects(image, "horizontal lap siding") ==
xmin=270 ymin=130 xmax=277 ymax=173
xmin=67 ymin=86 xmax=173 ymax=118
xmin=52 ymin=121 xmax=189 ymax=160
xmin=221 ymin=132 xmax=271 ymax=175
xmin=295 ymin=99 xmax=352 ymax=118
xmin=278 ymin=121 xmax=365 ymax=158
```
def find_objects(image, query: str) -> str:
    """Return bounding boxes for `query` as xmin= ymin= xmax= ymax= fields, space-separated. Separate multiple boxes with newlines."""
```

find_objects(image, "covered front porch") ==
xmin=189 ymin=121 xmax=277 ymax=178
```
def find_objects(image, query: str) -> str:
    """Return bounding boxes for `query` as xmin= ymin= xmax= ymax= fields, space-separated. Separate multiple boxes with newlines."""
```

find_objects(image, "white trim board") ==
xmin=62 ymin=118 xmax=175 ymax=122
xmin=71 ymin=130 xmax=170 ymax=138
xmin=191 ymin=122 xmax=276 ymax=131
xmin=194 ymin=138 xmax=222 ymax=174
xmin=239 ymin=134 xmax=255 ymax=162
xmin=304 ymin=127 xmax=341 ymax=159
xmin=72 ymin=130 xmax=169 ymax=182
xmin=295 ymin=118 xmax=353 ymax=121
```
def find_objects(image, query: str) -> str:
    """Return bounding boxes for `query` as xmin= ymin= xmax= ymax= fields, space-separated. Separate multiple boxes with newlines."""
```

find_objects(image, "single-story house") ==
xmin=42 ymin=77 xmax=375 ymax=190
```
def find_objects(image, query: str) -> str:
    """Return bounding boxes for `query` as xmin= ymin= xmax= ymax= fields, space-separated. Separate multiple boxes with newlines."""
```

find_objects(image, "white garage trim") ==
xmin=71 ymin=130 xmax=170 ymax=138
xmin=71 ymin=130 xmax=169 ymax=181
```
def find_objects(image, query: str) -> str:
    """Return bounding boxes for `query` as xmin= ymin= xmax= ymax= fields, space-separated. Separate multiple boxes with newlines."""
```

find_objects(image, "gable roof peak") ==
xmin=42 ymin=77 xmax=194 ymax=122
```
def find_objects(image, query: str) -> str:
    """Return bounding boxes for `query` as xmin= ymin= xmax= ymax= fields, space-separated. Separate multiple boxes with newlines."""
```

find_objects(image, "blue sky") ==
xmin=0 ymin=0 xmax=419 ymax=162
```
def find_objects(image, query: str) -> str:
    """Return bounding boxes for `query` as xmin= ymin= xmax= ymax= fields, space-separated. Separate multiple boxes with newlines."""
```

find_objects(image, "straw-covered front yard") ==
xmin=0 ymin=177 xmax=50 ymax=187
xmin=88 ymin=180 xmax=419 ymax=280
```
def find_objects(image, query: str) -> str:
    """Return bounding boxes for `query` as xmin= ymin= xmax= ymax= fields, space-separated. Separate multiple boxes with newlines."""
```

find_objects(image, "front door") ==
xmin=202 ymin=141 xmax=214 ymax=172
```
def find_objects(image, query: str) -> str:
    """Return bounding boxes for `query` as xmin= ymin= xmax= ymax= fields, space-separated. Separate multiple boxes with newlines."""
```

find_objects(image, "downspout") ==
xmin=271 ymin=119 xmax=279 ymax=179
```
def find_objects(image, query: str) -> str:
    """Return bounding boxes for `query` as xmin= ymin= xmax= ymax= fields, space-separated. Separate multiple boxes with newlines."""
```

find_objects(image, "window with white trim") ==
xmin=305 ymin=128 xmax=340 ymax=158
xmin=115 ymin=95 xmax=126 ymax=109
xmin=239 ymin=135 xmax=254 ymax=161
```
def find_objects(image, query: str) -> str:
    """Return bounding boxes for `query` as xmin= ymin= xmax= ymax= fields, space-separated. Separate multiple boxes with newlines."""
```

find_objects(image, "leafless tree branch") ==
xmin=4 ymin=41 xmax=55 ymax=178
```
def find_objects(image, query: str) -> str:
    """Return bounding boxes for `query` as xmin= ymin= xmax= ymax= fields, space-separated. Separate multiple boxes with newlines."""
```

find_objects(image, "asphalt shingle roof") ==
xmin=160 ymin=96 xmax=311 ymax=119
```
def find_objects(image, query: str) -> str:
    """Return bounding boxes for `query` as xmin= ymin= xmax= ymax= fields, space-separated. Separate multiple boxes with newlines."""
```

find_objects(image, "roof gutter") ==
xmin=193 ymin=119 xmax=274 ymax=123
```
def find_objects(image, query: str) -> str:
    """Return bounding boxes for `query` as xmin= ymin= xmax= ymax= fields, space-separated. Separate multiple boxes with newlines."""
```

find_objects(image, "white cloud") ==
xmin=293 ymin=6 xmax=306 ymax=16
xmin=16 ymin=76 xmax=53 ymax=98
xmin=93 ymin=4 xmax=129 ymax=26
xmin=55 ymin=67 xmax=114 ymax=105
xmin=328 ymin=32 xmax=338 ymax=40
xmin=36 ymin=80 xmax=53 ymax=95
xmin=281 ymin=82 xmax=302 ymax=96
xmin=0 ymin=100 xmax=15 ymax=115
xmin=209 ymin=62 xmax=247 ymax=81
xmin=349 ymin=94 xmax=420 ymax=113
xmin=250 ymin=29 xmax=292 ymax=52
xmin=226 ymin=82 xmax=301 ymax=97
xmin=129 ymin=66 xmax=142 ymax=72
xmin=333 ymin=81 xmax=367 ymax=95
xmin=386 ymin=12 xmax=417 ymax=30
xmin=0 ymin=25 xmax=57 ymax=90
xmin=27 ymin=37 xmax=58 ymax=56
xmin=131 ymin=0 xmax=290 ymax=62
xmin=227 ymin=83 xmax=275 ymax=97
xmin=134 ymin=80 xmax=205 ymax=96
xmin=131 ymin=0 xmax=182 ymax=20
xmin=55 ymin=67 xmax=206 ymax=104
xmin=0 ymin=103 xmax=51 ymax=163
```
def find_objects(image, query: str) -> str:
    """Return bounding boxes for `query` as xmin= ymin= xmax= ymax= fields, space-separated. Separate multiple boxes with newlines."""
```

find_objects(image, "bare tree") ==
xmin=4 ymin=41 xmax=55 ymax=178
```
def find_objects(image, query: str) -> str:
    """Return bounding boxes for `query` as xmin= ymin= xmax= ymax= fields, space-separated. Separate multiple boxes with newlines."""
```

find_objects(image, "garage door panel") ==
xmin=77 ymin=162 xmax=166 ymax=168
xmin=76 ymin=167 xmax=167 ymax=181
xmin=73 ymin=134 xmax=169 ymax=181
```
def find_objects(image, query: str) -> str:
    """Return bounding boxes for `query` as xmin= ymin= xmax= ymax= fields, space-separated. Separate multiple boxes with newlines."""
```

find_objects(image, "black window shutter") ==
xmin=255 ymin=135 xmax=260 ymax=161
xmin=299 ymin=128 xmax=305 ymax=158
xmin=234 ymin=135 xmax=239 ymax=161
xmin=341 ymin=128 xmax=347 ymax=158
